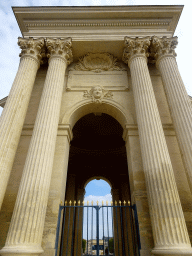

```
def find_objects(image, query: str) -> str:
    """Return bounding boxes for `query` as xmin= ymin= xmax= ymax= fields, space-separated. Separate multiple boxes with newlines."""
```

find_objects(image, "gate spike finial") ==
xmin=65 ymin=200 xmax=67 ymax=206
xmin=123 ymin=200 xmax=126 ymax=206
xmin=78 ymin=200 xmax=80 ymax=206
xmin=119 ymin=200 xmax=121 ymax=206
xmin=106 ymin=200 xmax=108 ymax=206
xmin=74 ymin=200 xmax=76 ymax=206
xmin=115 ymin=200 xmax=117 ymax=206
xmin=128 ymin=200 xmax=131 ymax=206
xmin=69 ymin=200 xmax=72 ymax=206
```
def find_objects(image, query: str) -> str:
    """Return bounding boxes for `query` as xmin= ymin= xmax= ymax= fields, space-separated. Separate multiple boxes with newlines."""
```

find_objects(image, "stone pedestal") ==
xmin=0 ymin=38 xmax=72 ymax=256
xmin=0 ymin=37 xmax=44 ymax=210
xmin=123 ymin=37 xmax=192 ymax=255
xmin=151 ymin=36 xmax=192 ymax=194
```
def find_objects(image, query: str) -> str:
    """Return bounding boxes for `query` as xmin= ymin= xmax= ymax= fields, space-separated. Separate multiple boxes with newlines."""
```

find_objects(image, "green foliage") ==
xmin=82 ymin=239 xmax=86 ymax=253
xmin=109 ymin=238 xmax=114 ymax=253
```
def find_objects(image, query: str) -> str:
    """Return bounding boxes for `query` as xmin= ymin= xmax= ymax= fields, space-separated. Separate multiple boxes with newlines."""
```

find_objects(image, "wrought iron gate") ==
xmin=55 ymin=201 xmax=141 ymax=256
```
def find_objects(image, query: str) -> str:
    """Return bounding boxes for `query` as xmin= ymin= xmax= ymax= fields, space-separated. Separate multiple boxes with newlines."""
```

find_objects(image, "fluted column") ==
xmin=0 ymin=37 xmax=44 ymax=210
xmin=0 ymin=38 xmax=73 ymax=256
xmin=151 ymin=36 xmax=192 ymax=194
xmin=123 ymin=37 xmax=192 ymax=255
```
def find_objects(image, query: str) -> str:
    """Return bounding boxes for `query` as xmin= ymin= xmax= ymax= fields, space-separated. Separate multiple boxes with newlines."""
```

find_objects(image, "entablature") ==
xmin=13 ymin=5 xmax=183 ymax=61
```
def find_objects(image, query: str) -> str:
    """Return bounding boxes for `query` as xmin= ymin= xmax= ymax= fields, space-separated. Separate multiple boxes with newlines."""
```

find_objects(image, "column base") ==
xmin=152 ymin=246 xmax=192 ymax=255
xmin=0 ymin=245 xmax=44 ymax=256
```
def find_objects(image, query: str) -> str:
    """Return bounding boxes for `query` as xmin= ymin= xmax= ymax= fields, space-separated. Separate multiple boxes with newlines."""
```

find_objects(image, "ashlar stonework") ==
xmin=0 ymin=5 xmax=192 ymax=256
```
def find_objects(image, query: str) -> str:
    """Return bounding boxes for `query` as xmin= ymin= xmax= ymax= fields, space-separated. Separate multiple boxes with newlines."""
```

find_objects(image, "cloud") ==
xmin=84 ymin=194 xmax=112 ymax=205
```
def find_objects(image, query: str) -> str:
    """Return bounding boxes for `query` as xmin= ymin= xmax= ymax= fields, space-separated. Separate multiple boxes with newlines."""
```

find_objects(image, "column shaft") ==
xmin=0 ymin=38 xmax=44 ymax=209
xmin=158 ymin=56 xmax=192 ymax=192
xmin=123 ymin=36 xmax=192 ymax=255
xmin=0 ymin=38 xmax=72 ymax=256
xmin=151 ymin=36 xmax=192 ymax=193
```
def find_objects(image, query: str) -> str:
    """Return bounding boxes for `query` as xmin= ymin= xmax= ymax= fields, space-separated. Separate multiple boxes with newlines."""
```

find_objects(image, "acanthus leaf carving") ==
xmin=83 ymin=85 xmax=113 ymax=103
xmin=150 ymin=36 xmax=178 ymax=61
xmin=18 ymin=37 xmax=45 ymax=64
xmin=46 ymin=37 xmax=73 ymax=65
xmin=73 ymin=53 xmax=125 ymax=72
xmin=122 ymin=36 xmax=151 ymax=65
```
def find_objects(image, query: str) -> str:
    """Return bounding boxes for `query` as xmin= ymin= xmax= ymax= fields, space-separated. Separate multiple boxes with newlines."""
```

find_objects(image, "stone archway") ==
xmin=61 ymin=111 xmax=136 ymax=256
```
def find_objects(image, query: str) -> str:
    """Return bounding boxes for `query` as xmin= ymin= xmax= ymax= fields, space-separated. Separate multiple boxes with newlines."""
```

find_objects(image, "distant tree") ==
xmin=82 ymin=239 xmax=86 ymax=253
xmin=109 ymin=238 xmax=114 ymax=253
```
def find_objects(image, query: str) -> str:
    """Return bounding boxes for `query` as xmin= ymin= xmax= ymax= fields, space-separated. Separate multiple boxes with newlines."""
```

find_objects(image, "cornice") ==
xmin=13 ymin=5 xmax=183 ymax=39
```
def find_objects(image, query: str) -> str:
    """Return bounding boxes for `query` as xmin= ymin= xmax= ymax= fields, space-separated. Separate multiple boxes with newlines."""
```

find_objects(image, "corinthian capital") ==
xmin=151 ymin=36 xmax=178 ymax=61
xmin=18 ymin=37 xmax=45 ymax=64
xmin=46 ymin=38 xmax=73 ymax=65
xmin=122 ymin=36 xmax=151 ymax=65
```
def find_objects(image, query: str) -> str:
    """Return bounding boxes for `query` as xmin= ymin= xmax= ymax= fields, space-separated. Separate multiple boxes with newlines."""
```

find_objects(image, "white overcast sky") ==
xmin=0 ymin=0 xmax=192 ymax=119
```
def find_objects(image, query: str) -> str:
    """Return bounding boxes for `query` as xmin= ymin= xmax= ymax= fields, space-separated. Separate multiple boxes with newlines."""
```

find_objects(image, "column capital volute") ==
xmin=151 ymin=36 xmax=178 ymax=67
xmin=46 ymin=37 xmax=73 ymax=65
xmin=122 ymin=36 xmax=150 ymax=67
xmin=18 ymin=37 xmax=45 ymax=66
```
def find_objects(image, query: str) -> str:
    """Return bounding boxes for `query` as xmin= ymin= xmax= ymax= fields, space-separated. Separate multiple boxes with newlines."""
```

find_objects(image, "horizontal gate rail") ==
xmin=55 ymin=201 xmax=141 ymax=256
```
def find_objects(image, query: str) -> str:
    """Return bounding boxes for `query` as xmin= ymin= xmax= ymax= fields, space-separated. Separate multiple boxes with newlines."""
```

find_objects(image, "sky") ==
xmin=0 ymin=0 xmax=191 ymax=200
xmin=84 ymin=179 xmax=112 ymax=239
xmin=84 ymin=179 xmax=112 ymax=203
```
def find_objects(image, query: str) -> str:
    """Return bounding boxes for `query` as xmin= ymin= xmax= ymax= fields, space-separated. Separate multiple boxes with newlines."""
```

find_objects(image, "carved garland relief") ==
xmin=67 ymin=53 xmax=128 ymax=93
xmin=72 ymin=53 xmax=126 ymax=72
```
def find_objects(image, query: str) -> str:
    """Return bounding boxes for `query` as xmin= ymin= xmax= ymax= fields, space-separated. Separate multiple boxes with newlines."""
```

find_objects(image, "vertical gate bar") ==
xmin=133 ymin=204 xmax=141 ymax=255
xmin=82 ymin=205 xmax=85 ymax=256
xmin=87 ymin=206 xmax=89 ymax=255
xmin=96 ymin=206 xmax=99 ymax=256
xmin=111 ymin=206 xmax=115 ymax=256
xmin=71 ymin=205 xmax=76 ymax=256
xmin=55 ymin=205 xmax=62 ymax=256
xmin=102 ymin=207 xmax=105 ymax=255
xmin=124 ymin=206 xmax=130 ymax=256
xmin=120 ymin=205 xmax=125 ymax=256
xmin=91 ymin=206 xmax=93 ymax=256
xmin=60 ymin=206 xmax=67 ymax=256
xmin=66 ymin=207 xmax=71 ymax=256
xmin=75 ymin=207 xmax=80 ymax=256
xmin=129 ymin=206 xmax=136 ymax=255
xmin=115 ymin=205 xmax=120 ymax=256
xmin=106 ymin=206 xmax=109 ymax=256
